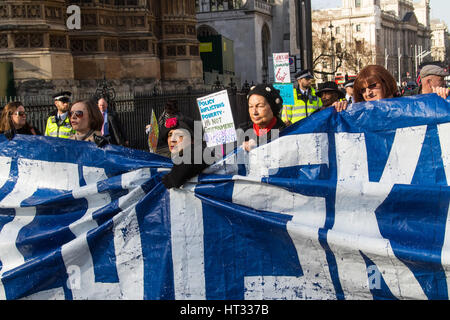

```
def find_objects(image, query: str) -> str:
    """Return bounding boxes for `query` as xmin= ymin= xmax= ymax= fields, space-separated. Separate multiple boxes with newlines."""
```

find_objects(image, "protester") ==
xmin=419 ymin=64 xmax=449 ymax=99
xmin=157 ymin=99 xmax=181 ymax=127
xmin=315 ymin=81 xmax=345 ymax=110
xmin=45 ymin=91 xmax=75 ymax=138
xmin=0 ymin=101 xmax=41 ymax=139
xmin=333 ymin=65 xmax=400 ymax=112
xmin=69 ymin=99 xmax=109 ymax=147
xmin=344 ymin=79 xmax=354 ymax=104
xmin=281 ymin=70 xmax=322 ymax=125
xmin=160 ymin=115 xmax=209 ymax=189
xmin=98 ymin=97 xmax=129 ymax=146
xmin=239 ymin=84 xmax=286 ymax=152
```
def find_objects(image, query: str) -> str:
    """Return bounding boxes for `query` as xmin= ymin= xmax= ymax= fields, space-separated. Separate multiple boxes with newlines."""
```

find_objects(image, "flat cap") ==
xmin=420 ymin=65 xmax=449 ymax=78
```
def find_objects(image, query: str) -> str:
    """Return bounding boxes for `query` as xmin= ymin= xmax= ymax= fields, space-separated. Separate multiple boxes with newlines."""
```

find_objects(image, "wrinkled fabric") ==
xmin=0 ymin=94 xmax=448 ymax=300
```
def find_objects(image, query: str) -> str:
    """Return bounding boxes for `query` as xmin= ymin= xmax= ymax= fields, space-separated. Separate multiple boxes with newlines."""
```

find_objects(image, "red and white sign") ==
xmin=273 ymin=52 xmax=291 ymax=84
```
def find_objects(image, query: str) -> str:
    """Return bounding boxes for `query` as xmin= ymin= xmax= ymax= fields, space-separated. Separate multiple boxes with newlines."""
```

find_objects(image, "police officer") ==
xmin=281 ymin=70 xmax=322 ymax=125
xmin=45 ymin=91 xmax=76 ymax=138
xmin=343 ymin=79 xmax=354 ymax=104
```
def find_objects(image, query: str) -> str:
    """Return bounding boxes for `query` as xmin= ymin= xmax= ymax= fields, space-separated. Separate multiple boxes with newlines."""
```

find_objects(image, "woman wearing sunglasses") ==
xmin=0 ymin=101 xmax=41 ymax=139
xmin=333 ymin=65 xmax=400 ymax=112
xmin=68 ymin=99 xmax=109 ymax=147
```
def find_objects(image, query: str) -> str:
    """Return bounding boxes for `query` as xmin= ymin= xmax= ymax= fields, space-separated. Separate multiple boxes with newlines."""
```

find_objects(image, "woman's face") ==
xmin=11 ymin=105 xmax=26 ymax=129
xmin=167 ymin=129 xmax=191 ymax=154
xmin=248 ymin=94 xmax=274 ymax=128
xmin=70 ymin=102 xmax=90 ymax=134
xmin=361 ymin=81 xmax=386 ymax=101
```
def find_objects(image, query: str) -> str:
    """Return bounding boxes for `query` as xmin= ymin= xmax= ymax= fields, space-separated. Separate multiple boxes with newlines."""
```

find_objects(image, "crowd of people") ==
xmin=0 ymin=63 xmax=448 ymax=189
xmin=0 ymin=91 xmax=128 ymax=148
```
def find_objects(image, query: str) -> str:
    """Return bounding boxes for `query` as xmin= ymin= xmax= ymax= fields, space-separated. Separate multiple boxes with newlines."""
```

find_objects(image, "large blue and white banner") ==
xmin=0 ymin=94 xmax=449 ymax=300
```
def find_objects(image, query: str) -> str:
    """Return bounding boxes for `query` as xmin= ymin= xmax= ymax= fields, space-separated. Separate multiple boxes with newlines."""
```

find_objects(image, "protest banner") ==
xmin=197 ymin=89 xmax=237 ymax=148
xmin=0 ymin=95 xmax=449 ymax=300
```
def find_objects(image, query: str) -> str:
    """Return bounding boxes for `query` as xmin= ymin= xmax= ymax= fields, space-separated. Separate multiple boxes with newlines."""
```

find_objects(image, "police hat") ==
xmin=295 ymin=70 xmax=314 ymax=80
xmin=52 ymin=91 xmax=72 ymax=102
xmin=344 ymin=80 xmax=354 ymax=88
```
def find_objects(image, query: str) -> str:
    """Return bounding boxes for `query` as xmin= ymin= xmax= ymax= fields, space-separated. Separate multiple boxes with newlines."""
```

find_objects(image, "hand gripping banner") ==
xmin=0 ymin=94 xmax=449 ymax=300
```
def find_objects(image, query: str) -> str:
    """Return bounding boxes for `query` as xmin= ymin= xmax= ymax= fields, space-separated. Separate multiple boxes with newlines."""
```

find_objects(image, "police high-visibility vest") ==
xmin=44 ymin=115 xmax=75 ymax=138
xmin=281 ymin=87 xmax=322 ymax=124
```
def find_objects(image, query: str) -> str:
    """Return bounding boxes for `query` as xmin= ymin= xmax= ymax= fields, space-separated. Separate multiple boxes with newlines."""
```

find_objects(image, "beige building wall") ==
xmin=312 ymin=0 xmax=431 ymax=83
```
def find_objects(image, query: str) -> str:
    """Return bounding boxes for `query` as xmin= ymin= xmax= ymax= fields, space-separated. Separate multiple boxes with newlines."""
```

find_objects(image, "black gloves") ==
xmin=4 ymin=129 xmax=15 ymax=141
xmin=93 ymin=134 xmax=109 ymax=148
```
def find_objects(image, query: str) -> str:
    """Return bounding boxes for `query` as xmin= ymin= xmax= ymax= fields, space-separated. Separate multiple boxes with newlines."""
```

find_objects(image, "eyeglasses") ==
xmin=69 ymin=110 xmax=84 ymax=118
xmin=13 ymin=111 xmax=26 ymax=117
xmin=361 ymin=82 xmax=381 ymax=92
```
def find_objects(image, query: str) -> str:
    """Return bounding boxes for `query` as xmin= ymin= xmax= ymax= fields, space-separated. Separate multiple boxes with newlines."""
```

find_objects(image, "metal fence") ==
xmin=0 ymin=88 xmax=251 ymax=151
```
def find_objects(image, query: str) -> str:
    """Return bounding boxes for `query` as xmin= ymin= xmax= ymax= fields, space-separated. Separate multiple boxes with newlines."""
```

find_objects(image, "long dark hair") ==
xmin=0 ymin=101 xmax=25 ymax=132
xmin=70 ymin=99 xmax=104 ymax=131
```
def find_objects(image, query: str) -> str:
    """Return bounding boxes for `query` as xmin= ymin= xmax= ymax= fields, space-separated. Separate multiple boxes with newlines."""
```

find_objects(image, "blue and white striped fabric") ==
xmin=0 ymin=94 xmax=449 ymax=300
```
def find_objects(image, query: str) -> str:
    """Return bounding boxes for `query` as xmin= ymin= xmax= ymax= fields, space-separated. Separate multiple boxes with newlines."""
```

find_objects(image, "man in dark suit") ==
xmin=98 ymin=97 xmax=129 ymax=147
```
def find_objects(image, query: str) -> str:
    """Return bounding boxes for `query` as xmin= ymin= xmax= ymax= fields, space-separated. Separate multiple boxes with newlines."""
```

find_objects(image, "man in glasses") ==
xmin=44 ymin=91 xmax=76 ymax=138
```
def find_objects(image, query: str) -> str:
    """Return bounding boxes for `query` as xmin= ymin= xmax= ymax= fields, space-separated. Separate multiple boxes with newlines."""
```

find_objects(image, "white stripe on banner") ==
xmin=62 ymin=167 xmax=149 ymax=299
xmin=63 ymin=166 xmax=121 ymax=299
xmin=247 ymin=133 xmax=329 ymax=177
xmin=0 ymin=156 xmax=11 ymax=189
xmin=437 ymin=123 xmax=450 ymax=295
xmin=114 ymin=168 xmax=148 ymax=299
xmin=234 ymin=133 xmax=335 ymax=299
xmin=0 ymin=159 xmax=79 ymax=300
xmin=170 ymin=185 xmax=206 ymax=300
xmin=330 ymin=126 xmax=428 ymax=299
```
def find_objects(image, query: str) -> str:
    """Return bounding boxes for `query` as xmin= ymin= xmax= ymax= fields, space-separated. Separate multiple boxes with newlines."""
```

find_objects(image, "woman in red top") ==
xmin=239 ymin=84 xmax=286 ymax=152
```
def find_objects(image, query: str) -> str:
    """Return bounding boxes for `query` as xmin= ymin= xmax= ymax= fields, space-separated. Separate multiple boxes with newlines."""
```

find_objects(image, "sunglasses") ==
xmin=69 ymin=110 xmax=84 ymax=118
xmin=361 ymin=82 xmax=381 ymax=91
xmin=13 ymin=111 xmax=26 ymax=117
xmin=58 ymin=97 xmax=71 ymax=103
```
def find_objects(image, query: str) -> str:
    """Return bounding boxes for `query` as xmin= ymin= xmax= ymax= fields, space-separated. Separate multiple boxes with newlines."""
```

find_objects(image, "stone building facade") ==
xmin=196 ymin=0 xmax=296 ymax=86
xmin=312 ymin=0 xmax=432 ymax=83
xmin=0 ymin=0 xmax=203 ymax=97
xmin=431 ymin=20 xmax=450 ymax=67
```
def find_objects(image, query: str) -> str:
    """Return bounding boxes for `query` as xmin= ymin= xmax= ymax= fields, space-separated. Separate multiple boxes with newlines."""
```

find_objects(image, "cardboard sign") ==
xmin=273 ymin=52 xmax=291 ymax=84
xmin=273 ymin=83 xmax=295 ymax=106
xmin=197 ymin=90 xmax=237 ymax=148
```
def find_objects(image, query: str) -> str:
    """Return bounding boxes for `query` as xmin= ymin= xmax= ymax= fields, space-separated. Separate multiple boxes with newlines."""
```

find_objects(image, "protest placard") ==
xmin=273 ymin=52 xmax=291 ymax=84
xmin=145 ymin=109 xmax=159 ymax=153
xmin=197 ymin=90 xmax=237 ymax=148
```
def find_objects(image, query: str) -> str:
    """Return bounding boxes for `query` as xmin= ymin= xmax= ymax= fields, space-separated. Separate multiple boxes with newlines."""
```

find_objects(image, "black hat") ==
xmin=52 ymin=91 xmax=72 ymax=102
xmin=316 ymin=81 xmax=345 ymax=99
xmin=295 ymin=70 xmax=314 ymax=80
xmin=160 ymin=115 xmax=195 ymax=144
xmin=344 ymin=80 xmax=354 ymax=88
xmin=247 ymin=84 xmax=284 ymax=116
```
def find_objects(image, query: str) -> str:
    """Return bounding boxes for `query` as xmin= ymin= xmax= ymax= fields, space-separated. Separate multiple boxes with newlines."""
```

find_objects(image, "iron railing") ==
xmin=0 ymin=88 xmax=251 ymax=151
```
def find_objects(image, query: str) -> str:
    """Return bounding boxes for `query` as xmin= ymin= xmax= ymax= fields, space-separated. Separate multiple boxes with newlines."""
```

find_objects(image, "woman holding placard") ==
xmin=239 ymin=84 xmax=286 ymax=152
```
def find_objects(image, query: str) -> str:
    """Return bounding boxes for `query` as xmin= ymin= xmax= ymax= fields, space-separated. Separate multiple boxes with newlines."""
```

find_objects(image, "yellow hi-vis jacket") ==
xmin=281 ymin=87 xmax=322 ymax=124
xmin=44 ymin=114 xmax=75 ymax=138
